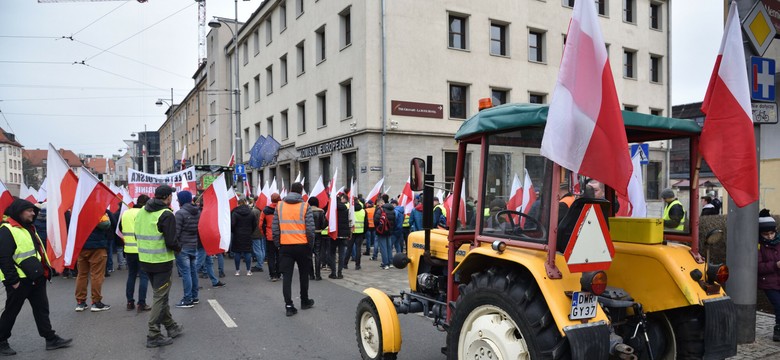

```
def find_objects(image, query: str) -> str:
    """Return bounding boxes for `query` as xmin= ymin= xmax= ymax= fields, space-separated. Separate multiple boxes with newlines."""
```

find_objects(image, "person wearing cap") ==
xmin=230 ymin=195 xmax=257 ymax=276
xmin=758 ymin=209 xmax=780 ymax=341
xmin=0 ymin=199 xmax=72 ymax=356
xmin=260 ymin=193 xmax=282 ymax=281
xmin=660 ymin=188 xmax=685 ymax=231
xmin=174 ymin=191 xmax=200 ymax=309
xmin=700 ymin=195 xmax=718 ymax=216
xmin=135 ymin=184 xmax=183 ymax=348
xmin=122 ymin=194 xmax=151 ymax=312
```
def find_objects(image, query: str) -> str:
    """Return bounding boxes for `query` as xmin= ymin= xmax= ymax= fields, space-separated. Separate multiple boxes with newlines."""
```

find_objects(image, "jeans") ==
xmin=328 ymin=238 xmax=347 ymax=276
xmin=392 ymin=231 xmax=404 ymax=254
xmin=364 ymin=229 xmax=375 ymax=254
xmin=196 ymin=248 xmax=219 ymax=286
xmin=313 ymin=235 xmax=325 ymax=278
xmin=344 ymin=233 xmax=365 ymax=267
xmin=125 ymin=253 xmax=149 ymax=304
xmin=116 ymin=247 xmax=127 ymax=268
xmin=234 ymin=252 xmax=252 ymax=271
xmin=147 ymin=269 xmax=177 ymax=339
xmin=376 ymin=235 xmax=392 ymax=267
xmin=175 ymin=248 xmax=199 ymax=302
xmin=252 ymin=239 xmax=265 ymax=269
xmin=106 ymin=240 xmax=114 ymax=271
xmin=216 ymin=253 xmax=224 ymax=274
xmin=765 ymin=289 xmax=780 ymax=324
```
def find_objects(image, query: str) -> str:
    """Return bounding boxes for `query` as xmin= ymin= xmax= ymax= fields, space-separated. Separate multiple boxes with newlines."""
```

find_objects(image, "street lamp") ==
xmin=209 ymin=0 xmax=243 ymax=193
xmin=156 ymin=88 xmax=175 ymax=173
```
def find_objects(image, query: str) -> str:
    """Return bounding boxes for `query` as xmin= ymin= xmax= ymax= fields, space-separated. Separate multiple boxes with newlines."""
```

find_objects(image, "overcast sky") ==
xmin=0 ymin=0 xmax=723 ymax=158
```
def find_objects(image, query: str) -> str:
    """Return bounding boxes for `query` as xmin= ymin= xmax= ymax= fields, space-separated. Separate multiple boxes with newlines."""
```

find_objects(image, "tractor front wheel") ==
xmin=356 ymin=297 xmax=398 ymax=360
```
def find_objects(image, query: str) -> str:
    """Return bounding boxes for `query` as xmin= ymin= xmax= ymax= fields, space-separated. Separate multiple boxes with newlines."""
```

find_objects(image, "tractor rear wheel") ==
xmin=666 ymin=306 xmax=705 ymax=360
xmin=446 ymin=267 xmax=566 ymax=359
xmin=356 ymin=297 xmax=398 ymax=360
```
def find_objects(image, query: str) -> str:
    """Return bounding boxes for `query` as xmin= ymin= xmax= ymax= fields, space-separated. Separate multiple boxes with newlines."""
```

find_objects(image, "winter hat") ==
xmin=177 ymin=191 xmax=193 ymax=205
xmin=759 ymin=209 xmax=777 ymax=233
xmin=155 ymin=184 xmax=175 ymax=199
xmin=308 ymin=197 xmax=319 ymax=207
xmin=660 ymin=188 xmax=675 ymax=199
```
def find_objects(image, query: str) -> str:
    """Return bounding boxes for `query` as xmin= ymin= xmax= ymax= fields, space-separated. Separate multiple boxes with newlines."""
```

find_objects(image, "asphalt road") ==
xmin=1 ymin=259 xmax=445 ymax=360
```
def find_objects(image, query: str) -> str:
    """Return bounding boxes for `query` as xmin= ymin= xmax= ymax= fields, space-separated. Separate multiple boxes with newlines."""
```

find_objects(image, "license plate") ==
xmin=569 ymin=291 xmax=598 ymax=320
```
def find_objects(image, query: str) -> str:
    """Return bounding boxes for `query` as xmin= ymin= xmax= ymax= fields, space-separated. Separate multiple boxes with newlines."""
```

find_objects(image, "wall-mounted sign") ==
xmin=370 ymin=166 xmax=382 ymax=172
xmin=298 ymin=136 xmax=354 ymax=158
xmin=761 ymin=0 xmax=780 ymax=37
xmin=752 ymin=102 xmax=779 ymax=124
xmin=744 ymin=2 xmax=777 ymax=56
xmin=391 ymin=100 xmax=443 ymax=119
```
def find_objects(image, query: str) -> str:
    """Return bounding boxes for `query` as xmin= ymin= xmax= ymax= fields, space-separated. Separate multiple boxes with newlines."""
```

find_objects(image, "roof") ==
xmin=454 ymin=103 xmax=702 ymax=141
xmin=0 ymin=127 xmax=22 ymax=147
xmin=84 ymin=157 xmax=115 ymax=175
xmin=672 ymin=102 xmax=705 ymax=119
xmin=23 ymin=149 xmax=83 ymax=168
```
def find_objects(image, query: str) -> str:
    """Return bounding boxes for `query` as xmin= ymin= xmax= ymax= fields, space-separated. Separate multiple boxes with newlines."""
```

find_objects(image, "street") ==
xmin=0 ymin=259 xmax=444 ymax=360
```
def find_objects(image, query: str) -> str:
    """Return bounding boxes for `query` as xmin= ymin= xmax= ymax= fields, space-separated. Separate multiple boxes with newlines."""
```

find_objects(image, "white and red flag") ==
xmin=244 ymin=179 xmax=252 ymax=198
xmin=327 ymin=171 xmax=339 ymax=239
xmin=506 ymin=173 xmax=523 ymax=212
xmin=108 ymin=183 xmax=121 ymax=213
xmin=0 ymin=179 xmax=13 ymax=216
xmin=399 ymin=177 xmax=414 ymax=214
xmin=616 ymin=152 xmax=646 ymax=217
xmin=541 ymin=0 xmax=632 ymax=197
xmin=226 ymin=151 xmax=235 ymax=167
xmin=19 ymin=182 xmax=37 ymax=204
xmin=227 ymin=187 xmax=238 ymax=210
xmin=700 ymin=1 xmax=758 ymax=208
xmin=37 ymin=178 xmax=48 ymax=203
xmin=64 ymin=167 xmax=115 ymax=268
xmin=366 ymin=177 xmax=384 ymax=203
xmin=199 ymin=173 xmax=232 ymax=255
xmin=255 ymin=181 xmax=268 ymax=209
xmin=310 ymin=175 xmax=328 ymax=211
xmin=181 ymin=145 xmax=187 ymax=170
xmin=46 ymin=143 xmax=79 ymax=272
xmin=521 ymin=169 xmax=537 ymax=214
xmin=348 ymin=177 xmax=356 ymax=225
xmin=270 ymin=177 xmax=279 ymax=196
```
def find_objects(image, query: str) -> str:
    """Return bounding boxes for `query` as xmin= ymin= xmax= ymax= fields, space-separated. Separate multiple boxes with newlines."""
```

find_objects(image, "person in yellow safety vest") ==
xmin=433 ymin=196 xmax=447 ymax=229
xmin=0 ymin=199 xmax=72 ymax=356
xmin=135 ymin=185 xmax=183 ymax=348
xmin=272 ymin=182 xmax=316 ymax=317
xmin=661 ymin=188 xmax=685 ymax=231
xmin=344 ymin=200 xmax=367 ymax=270
xmin=122 ymin=194 xmax=151 ymax=313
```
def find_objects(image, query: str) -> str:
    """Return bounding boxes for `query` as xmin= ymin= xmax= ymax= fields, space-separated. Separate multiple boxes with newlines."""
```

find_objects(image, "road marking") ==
xmin=208 ymin=299 xmax=237 ymax=328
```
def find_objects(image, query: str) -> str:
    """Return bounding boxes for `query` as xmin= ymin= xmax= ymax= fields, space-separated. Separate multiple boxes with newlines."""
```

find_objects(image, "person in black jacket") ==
xmin=328 ymin=193 xmax=353 ymax=279
xmin=701 ymin=195 xmax=719 ymax=216
xmin=174 ymin=191 xmax=201 ymax=308
xmin=373 ymin=195 xmax=397 ymax=270
xmin=308 ymin=197 xmax=327 ymax=280
xmin=231 ymin=196 xmax=257 ymax=276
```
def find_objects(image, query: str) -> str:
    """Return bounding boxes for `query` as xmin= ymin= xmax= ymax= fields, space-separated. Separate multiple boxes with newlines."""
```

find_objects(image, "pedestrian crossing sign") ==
xmin=630 ymin=143 xmax=649 ymax=165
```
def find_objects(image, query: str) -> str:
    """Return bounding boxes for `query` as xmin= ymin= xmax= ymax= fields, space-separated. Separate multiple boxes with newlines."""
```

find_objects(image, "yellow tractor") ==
xmin=355 ymin=102 xmax=736 ymax=359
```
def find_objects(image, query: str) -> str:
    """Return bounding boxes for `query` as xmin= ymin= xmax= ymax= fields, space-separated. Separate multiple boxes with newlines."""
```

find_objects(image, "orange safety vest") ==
xmin=559 ymin=195 xmax=575 ymax=208
xmin=366 ymin=207 xmax=376 ymax=229
xmin=278 ymin=201 xmax=309 ymax=245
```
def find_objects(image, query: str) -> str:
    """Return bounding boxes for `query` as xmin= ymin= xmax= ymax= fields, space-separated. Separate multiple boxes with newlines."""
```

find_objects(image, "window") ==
xmin=623 ymin=104 xmax=637 ymax=112
xmin=280 ymin=1 xmax=287 ymax=32
xmin=253 ymin=29 xmax=260 ymax=55
xmin=647 ymin=161 xmax=661 ymax=200
xmin=281 ymin=111 xmax=289 ymax=140
xmin=650 ymin=2 xmax=662 ymax=30
xmin=296 ymin=0 xmax=304 ymax=17
xmin=255 ymin=122 xmax=261 ymax=141
xmin=340 ymin=79 xmax=352 ymax=119
xmin=650 ymin=108 xmax=662 ymax=116
xmin=267 ymin=116 xmax=274 ymax=138
xmin=623 ymin=0 xmax=635 ymax=23
xmin=317 ymin=91 xmax=327 ymax=127
xmin=242 ymin=42 xmax=248 ymax=65
xmin=296 ymin=41 xmax=305 ymax=75
xmin=596 ymin=0 xmax=607 ymax=16
xmin=449 ymin=83 xmax=468 ymax=119
xmin=280 ymin=54 xmax=288 ymax=86
xmin=563 ymin=0 xmax=575 ymax=8
xmin=297 ymin=102 xmax=306 ymax=134
xmin=299 ymin=160 xmax=309 ymax=192
xmin=266 ymin=66 xmax=273 ymax=95
xmin=490 ymin=22 xmax=508 ymax=56
xmin=650 ymin=54 xmax=662 ymax=83
xmin=528 ymin=30 xmax=545 ymax=62
xmin=254 ymin=75 xmax=261 ymax=102
xmin=340 ymin=7 xmax=351 ymax=48
xmin=491 ymin=88 xmax=508 ymax=105
xmin=209 ymin=62 xmax=215 ymax=84
xmin=210 ymin=140 xmax=217 ymax=160
xmin=529 ymin=93 xmax=546 ymax=104
xmin=344 ymin=152 xmax=357 ymax=185
xmin=243 ymin=83 xmax=249 ymax=108
xmin=244 ymin=128 xmax=250 ymax=152
xmin=320 ymin=156 xmax=331 ymax=185
xmin=266 ymin=19 xmax=273 ymax=45
xmin=448 ymin=14 xmax=468 ymax=50
xmin=315 ymin=26 xmax=326 ymax=63
xmin=209 ymin=101 xmax=216 ymax=123
xmin=623 ymin=49 xmax=636 ymax=78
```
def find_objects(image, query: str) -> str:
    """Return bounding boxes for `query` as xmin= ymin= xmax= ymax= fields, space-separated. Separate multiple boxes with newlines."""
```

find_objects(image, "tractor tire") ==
xmin=446 ymin=267 xmax=566 ymax=360
xmin=666 ymin=306 xmax=705 ymax=360
xmin=356 ymin=297 xmax=398 ymax=360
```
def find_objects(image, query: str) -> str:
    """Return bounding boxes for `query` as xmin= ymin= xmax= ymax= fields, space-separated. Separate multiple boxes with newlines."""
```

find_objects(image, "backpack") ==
xmin=375 ymin=208 xmax=392 ymax=235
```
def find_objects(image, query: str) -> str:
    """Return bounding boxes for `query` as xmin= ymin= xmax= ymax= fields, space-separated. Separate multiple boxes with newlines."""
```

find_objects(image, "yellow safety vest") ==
xmin=278 ymin=202 xmax=309 ymax=245
xmin=135 ymin=208 xmax=175 ymax=264
xmin=0 ymin=223 xmax=49 ymax=282
xmin=121 ymin=208 xmax=141 ymax=254
xmin=402 ymin=213 xmax=410 ymax=228
xmin=354 ymin=209 xmax=366 ymax=234
xmin=663 ymin=199 xmax=686 ymax=231
xmin=321 ymin=225 xmax=329 ymax=236
xmin=435 ymin=204 xmax=448 ymax=218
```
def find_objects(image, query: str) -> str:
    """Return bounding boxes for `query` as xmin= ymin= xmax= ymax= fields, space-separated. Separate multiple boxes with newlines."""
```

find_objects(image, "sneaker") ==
xmin=90 ymin=302 xmax=111 ymax=312
xmin=251 ymin=266 xmax=264 ymax=272
xmin=219 ymin=271 xmax=226 ymax=278
xmin=328 ymin=274 xmax=338 ymax=279
xmin=235 ymin=271 xmax=241 ymax=276
xmin=337 ymin=274 xmax=344 ymax=279
xmin=383 ymin=265 xmax=391 ymax=270
xmin=192 ymin=298 xmax=200 ymax=304
xmin=315 ymin=275 xmax=322 ymax=281
xmin=175 ymin=300 xmax=194 ymax=308
xmin=213 ymin=281 xmax=226 ymax=288
xmin=0 ymin=341 xmax=16 ymax=356
xmin=355 ymin=265 xmax=361 ymax=270
xmin=343 ymin=264 xmax=349 ymax=270
xmin=301 ymin=299 xmax=315 ymax=310
xmin=370 ymin=257 xmax=377 ymax=261
xmin=246 ymin=271 xmax=252 ymax=276
xmin=45 ymin=336 xmax=72 ymax=351
xmin=146 ymin=336 xmax=173 ymax=348
xmin=285 ymin=305 xmax=298 ymax=317
xmin=271 ymin=277 xmax=280 ymax=282
xmin=167 ymin=324 xmax=184 ymax=339
xmin=75 ymin=302 xmax=88 ymax=312
xmin=137 ymin=303 xmax=152 ymax=312
xmin=126 ymin=300 xmax=135 ymax=311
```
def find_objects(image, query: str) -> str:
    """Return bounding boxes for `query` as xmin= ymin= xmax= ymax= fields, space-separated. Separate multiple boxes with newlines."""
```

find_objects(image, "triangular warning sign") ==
xmin=563 ymin=203 xmax=615 ymax=272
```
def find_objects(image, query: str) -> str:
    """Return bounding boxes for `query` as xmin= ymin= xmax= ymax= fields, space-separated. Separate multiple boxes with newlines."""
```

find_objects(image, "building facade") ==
xmin=22 ymin=148 xmax=83 ymax=186
xmin=0 ymin=127 xmax=24 ymax=195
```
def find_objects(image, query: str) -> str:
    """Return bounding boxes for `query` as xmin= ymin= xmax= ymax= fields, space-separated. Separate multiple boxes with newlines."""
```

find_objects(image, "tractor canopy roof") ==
xmin=454 ymin=103 xmax=702 ymax=143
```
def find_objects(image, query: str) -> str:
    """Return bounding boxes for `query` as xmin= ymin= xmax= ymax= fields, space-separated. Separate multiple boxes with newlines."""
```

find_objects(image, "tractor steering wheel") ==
xmin=494 ymin=210 xmax=547 ymax=242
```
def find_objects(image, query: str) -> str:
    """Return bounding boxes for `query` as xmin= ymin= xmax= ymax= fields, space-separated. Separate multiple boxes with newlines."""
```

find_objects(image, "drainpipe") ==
xmin=380 ymin=0 xmax=387 ymax=180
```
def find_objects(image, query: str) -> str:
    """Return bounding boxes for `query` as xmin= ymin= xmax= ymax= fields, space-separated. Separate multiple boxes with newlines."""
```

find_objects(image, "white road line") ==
xmin=208 ymin=299 xmax=238 ymax=328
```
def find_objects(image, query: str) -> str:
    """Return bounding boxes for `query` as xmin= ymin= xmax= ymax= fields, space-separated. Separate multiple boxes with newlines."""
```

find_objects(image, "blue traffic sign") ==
xmin=751 ymin=57 xmax=776 ymax=102
xmin=235 ymin=164 xmax=246 ymax=175
xmin=630 ymin=143 xmax=649 ymax=165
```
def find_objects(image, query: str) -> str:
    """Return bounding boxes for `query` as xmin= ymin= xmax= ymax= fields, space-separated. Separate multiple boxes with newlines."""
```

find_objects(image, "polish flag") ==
xmin=366 ymin=178 xmax=384 ymax=203
xmin=301 ymin=177 xmax=309 ymax=201
xmin=294 ymin=172 xmax=301 ymax=184
xmin=399 ymin=177 xmax=414 ymax=214
xmin=170 ymin=188 xmax=180 ymax=213
xmin=700 ymin=1 xmax=758 ymax=208
xmin=226 ymin=151 xmax=235 ymax=167
xmin=617 ymin=153 xmax=646 ymax=217
xmin=255 ymin=181 xmax=267 ymax=209
xmin=64 ymin=167 xmax=116 ymax=268
xmin=199 ymin=173 xmax=232 ymax=255
xmin=327 ymin=171 xmax=339 ymax=239
xmin=0 ymin=179 xmax=13 ymax=216
xmin=227 ymin=187 xmax=238 ymax=210
xmin=108 ymin=183 xmax=121 ymax=213
xmin=348 ymin=177 xmax=356 ymax=225
xmin=310 ymin=175 xmax=328 ymax=211
xmin=115 ymin=187 xmax=132 ymax=240
xmin=244 ymin=179 xmax=252 ymax=198
xmin=45 ymin=144 xmax=79 ymax=272
xmin=436 ymin=189 xmax=446 ymax=203
xmin=521 ymin=169 xmax=537 ymax=214
xmin=270 ymin=177 xmax=278 ymax=196
xmin=181 ymin=145 xmax=187 ymax=170
xmin=19 ymin=182 xmax=37 ymax=203
xmin=506 ymin=173 xmax=523 ymax=212
xmin=541 ymin=0 xmax=632 ymax=197
xmin=37 ymin=178 xmax=47 ymax=203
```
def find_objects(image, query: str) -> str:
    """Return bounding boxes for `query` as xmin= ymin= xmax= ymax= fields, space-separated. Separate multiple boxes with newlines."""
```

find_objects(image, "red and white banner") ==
xmin=199 ymin=173 xmax=232 ymax=255
xmin=227 ymin=187 xmax=238 ymax=210
xmin=37 ymin=178 xmax=48 ymax=203
xmin=255 ymin=181 xmax=268 ymax=209
xmin=0 ymin=179 xmax=13 ymax=216
xmin=64 ymin=167 xmax=116 ymax=268
xmin=700 ymin=1 xmax=758 ymax=208
xmin=541 ymin=0 xmax=632 ymax=197
xmin=327 ymin=171 xmax=339 ymax=239
xmin=310 ymin=175 xmax=328 ymax=211
xmin=366 ymin=177 xmax=384 ymax=203
xmin=127 ymin=167 xmax=196 ymax=200
xmin=19 ymin=182 xmax=37 ymax=203
xmin=46 ymin=143 xmax=79 ymax=273
xmin=617 ymin=153 xmax=646 ymax=217
xmin=521 ymin=169 xmax=537 ymax=214
xmin=400 ymin=177 xmax=414 ymax=214
xmin=506 ymin=173 xmax=523 ymax=212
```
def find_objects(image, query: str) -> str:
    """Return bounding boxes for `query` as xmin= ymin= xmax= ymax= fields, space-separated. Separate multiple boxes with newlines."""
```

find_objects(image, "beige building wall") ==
xmin=0 ymin=144 xmax=23 ymax=194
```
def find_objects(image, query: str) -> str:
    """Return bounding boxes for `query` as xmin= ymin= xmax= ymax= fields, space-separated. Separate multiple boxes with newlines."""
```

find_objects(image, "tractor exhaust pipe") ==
xmin=614 ymin=343 xmax=636 ymax=360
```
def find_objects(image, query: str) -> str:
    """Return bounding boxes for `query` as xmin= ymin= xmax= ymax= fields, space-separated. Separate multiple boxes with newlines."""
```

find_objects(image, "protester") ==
xmin=0 ymin=199 xmax=72 ymax=356
xmin=661 ymin=188 xmax=685 ymax=231
xmin=121 ymin=194 xmax=151 ymax=312
xmin=272 ymin=182 xmax=315 ymax=317
xmin=74 ymin=211 xmax=112 ymax=312
xmin=373 ymin=196 xmax=396 ymax=270
xmin=344 ymin=200 xmax=366 ymax=271
xmin=392 ymin=199 xmax=405 ymax=254
xmin=261 ymin=193 xmax=282 ymax=282
xmin=758 ymin=209 xmax=780 ymax=342
xmin=364 ymin=200 xmax=376 ymax=257
xmin=231 ymin=195 xmax=257 ymax=276
xmin=136 ymin=185 xmax=183 ymax=348
xmin=195 ymin=198 xmax=226 ymax=289
xmin=409 ymin=195 xmax=424 ymax=232
xmin=701 ymin=195 xmax=719 ymax=216
xmin=174 ymin=191 xmax=200 ymax=308
xmin=329 ymin=193 xmax=351 ymax=278
xmin=308 ymin=197 xmax=327 ymax=281
xmin=250 ymin=198 xmax=265 ymax=273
